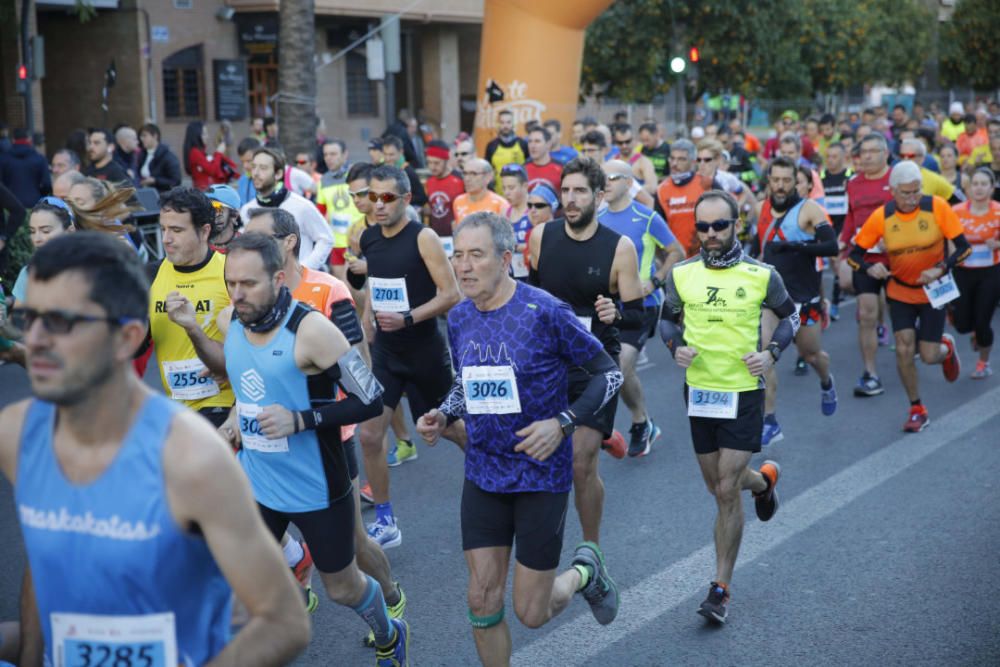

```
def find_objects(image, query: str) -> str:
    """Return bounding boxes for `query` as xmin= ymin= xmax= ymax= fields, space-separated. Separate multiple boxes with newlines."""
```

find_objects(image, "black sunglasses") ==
xmin=11 ymin=307 xmax=133 ymax=335
xmin=694 ymin=219 xmax=737 ymax=233
xmin=526 ymin=202 xmax=551 ymax=209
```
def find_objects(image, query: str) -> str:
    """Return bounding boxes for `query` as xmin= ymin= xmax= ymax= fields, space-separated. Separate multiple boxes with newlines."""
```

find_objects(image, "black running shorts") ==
xmin=619 ymin=306 xmax=661 ymax=350
xmin=852 ymin=269 xmax=888 ymax=296
xmin=258 ymin=493 xmax=355 ymax=574
xmin=685 ymin=386 xmax=764 ymax=455
xmin=371 ymin=333 xmax=453 ymax=418
xmin=887 ymin=298 xmax=946 ymax=342
xmin=568 ymin=352 xmax=620 ymax=438
xmin=460 ymin=478 xmax=569 ymax=571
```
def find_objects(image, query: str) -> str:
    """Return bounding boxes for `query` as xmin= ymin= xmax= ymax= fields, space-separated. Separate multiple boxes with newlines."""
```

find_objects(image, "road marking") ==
xmin=513 ymin=383 xmax=1000 ymax=665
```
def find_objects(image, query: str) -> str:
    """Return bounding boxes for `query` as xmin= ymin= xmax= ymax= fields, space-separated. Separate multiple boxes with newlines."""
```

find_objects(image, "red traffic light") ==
xmin=689 ymin=47 xmax=700 ymax=63
xmin=17 ymin=64 xmax=27 ymax=80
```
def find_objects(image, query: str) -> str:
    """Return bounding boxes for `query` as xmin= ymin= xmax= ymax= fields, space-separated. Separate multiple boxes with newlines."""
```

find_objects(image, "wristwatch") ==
xmin=766 ymin=341 xmax=781 ymax=363
xmin=402 ymin=311 xmax=414 ymax=328
xmin=556 ymin=411 xmax=576 ymax=438
xmin=652 ymin=276 xmax=666 ymax=290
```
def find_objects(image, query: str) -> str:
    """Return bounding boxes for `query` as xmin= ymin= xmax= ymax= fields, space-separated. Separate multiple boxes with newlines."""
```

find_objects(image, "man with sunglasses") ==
xmin=848 ymin=161 xmax=969 ymax=432
xmin=0 ymin=232 xmax=310 ymax=667
xmin=898 ymin=138 xmax=966 ymax=205
xmin=454 ymin=158 xmax=509 ymax=226
xmin=453 ymin=139 xmax=476 ymax=173
xmin=205 ymin=184 xmax=243 ymax=253
xmin=355 ymin=165 xmax=461 ymax=549
xmin=238 ymin=147 xmax=333 ymax=271
xmin=611 ymin=124 xmax=657 ymax=198
xmin=529 ymin=157 xmax=644 ymax=545
xmin=598 ymin=160 xmax=684 ymax=457
xmin=754 ymin=156 xmax=840 ymax=445
xmin=659 ymin=190 xmax=793 ymax=624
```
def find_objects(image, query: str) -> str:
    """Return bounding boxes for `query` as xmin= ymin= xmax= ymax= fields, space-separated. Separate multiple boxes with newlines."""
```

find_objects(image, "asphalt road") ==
xmin=1 ymin=297 xmax=998 ymax=666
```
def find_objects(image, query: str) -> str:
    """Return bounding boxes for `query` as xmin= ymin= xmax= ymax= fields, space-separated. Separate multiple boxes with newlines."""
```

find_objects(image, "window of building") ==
xmin=163 ymin=45 xmax=204 ymax=119
xmin=346 ymin=50 xmax=377 ymax=116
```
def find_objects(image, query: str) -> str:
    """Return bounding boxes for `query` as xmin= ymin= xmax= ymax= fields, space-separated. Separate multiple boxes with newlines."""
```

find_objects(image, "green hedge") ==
xmin=1 ymin=221 xmax=32 ymax=296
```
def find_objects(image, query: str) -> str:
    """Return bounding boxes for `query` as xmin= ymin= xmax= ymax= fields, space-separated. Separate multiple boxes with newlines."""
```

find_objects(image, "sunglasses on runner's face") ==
xmin=606 ymin=173 xmax=629 ymax=182
xmin=11 ymin=307 xmax=132 ymax=335
xmin=367 ymin=191 xmax=402 ymax=204
xmin=899 ymin=153 xmax=918 ymax=160
xmin=695 ymin=219 xmax=736 ymax=233
xmin=350 ymin=188 xmax=370 ymax=199
xmin=527 ymin=202 xmax=551 ymax=209
xmin=455 ymin=151 xmax=472 ymax=157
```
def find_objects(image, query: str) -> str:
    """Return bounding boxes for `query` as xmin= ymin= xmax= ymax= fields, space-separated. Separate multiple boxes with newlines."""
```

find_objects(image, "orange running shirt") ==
xmin=953 ymin=200 xmax=1000 ymax=268
xmin=293 ymin=267 xmax=358 ymax=442
xmin=854 ymin=195 xmax=964 ymax=304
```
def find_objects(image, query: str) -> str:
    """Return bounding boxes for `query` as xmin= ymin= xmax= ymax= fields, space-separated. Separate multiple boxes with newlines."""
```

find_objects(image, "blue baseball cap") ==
xmin=205 ymin=184 xmax=241 ymax=211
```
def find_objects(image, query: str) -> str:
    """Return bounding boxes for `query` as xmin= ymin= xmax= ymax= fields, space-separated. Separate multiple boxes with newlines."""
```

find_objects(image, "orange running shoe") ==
xmin=601 ymin=430 xmax=627 ymax=459
xmin=941 ymin=333 xmax=960 ymax=383
xmin=903 ymin=405 xmax=929 ymax=433
xmin=292 ymin=541 xmax=314 ymax=588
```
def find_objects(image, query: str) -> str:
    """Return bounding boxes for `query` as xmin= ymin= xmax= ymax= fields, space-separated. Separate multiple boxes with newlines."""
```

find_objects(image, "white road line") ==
xmin=513 ymin=383 xmax=1000 ymax=665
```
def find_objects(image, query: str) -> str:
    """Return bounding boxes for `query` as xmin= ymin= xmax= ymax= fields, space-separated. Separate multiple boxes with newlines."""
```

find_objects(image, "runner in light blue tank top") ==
xmin=16 ymin=394 xmax=231 ymax=667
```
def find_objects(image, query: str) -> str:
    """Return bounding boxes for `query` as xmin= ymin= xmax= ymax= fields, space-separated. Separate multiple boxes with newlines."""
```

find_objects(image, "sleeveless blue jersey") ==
xmin=227 ymin=302 xmax=347 ymax=512
xmin=16 ymin=395 xmax=231 ymax=667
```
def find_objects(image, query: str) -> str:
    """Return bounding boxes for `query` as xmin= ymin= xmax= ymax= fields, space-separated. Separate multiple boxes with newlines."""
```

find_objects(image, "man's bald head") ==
xmin=53 ymin=170 xmax=87 ymax=199
xmin=602 ymin=159 xmax=633 ymax=206
xmin=602 ymin=159 xmax=632 ymax=178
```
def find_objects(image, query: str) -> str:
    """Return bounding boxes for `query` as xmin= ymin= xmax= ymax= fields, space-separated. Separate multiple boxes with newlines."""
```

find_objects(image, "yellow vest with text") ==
xmin=673 ymin=259 xmax=771 ymax=392
xmin=149 ymin=253 xmax=234 ymax=410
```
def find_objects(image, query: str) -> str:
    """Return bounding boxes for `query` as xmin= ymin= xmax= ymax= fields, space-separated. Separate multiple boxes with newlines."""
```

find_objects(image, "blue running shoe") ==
xmin=829 ymin=302 xmax=840 ymax=321
xmin=386 ymin=443 xmax=401 ymax=467
xmin=821 ymin=375 xmax=838 ymax=416
xmin=367 ymin=515 xmax=402 ymax=549
xmin=761 ymin=419 xmax=784 ymax=446
xmin=376 ymin=618 xmax=410 ymax=666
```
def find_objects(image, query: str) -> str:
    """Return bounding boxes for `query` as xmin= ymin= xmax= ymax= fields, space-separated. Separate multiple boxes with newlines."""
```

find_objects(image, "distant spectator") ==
xmin=137 ymin=123 xmax=182 ymax=192
xmin=182 ymin=121 xmax=238 ymax=191
xmin=0 ymin=128 xmax=51 ymax=208
xmin=113 ymin=125 xmax=141 ymax=185
xmin=83 ymin=128 xmax=129 ymax=183
xmin=50 ymin=148 xmax=81 ymax=178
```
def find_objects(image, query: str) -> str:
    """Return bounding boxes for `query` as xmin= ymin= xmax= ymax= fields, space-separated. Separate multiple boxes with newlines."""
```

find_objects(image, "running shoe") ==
xmin=364 ymin=584 xmax=407 ymax=648
xmin=941 ymin=333 xmax=960 ymax=383
xmin=375 ymin=618 xmax=410 ymax=667
xmin=902 ymin=405 xmax=929 ymax=433
xmin=697 ymin=582 xmax=730 ymax=624
xmin=877 ymin=324 xmax=891 ymax=347
xmin=761 ymin=419 xmax=783 ymax=446
xmin=829 ymin=302 xmax=840 ymax=321
xmin=359 ymin=481 xmax=375 ymax=505
xmin=292 ymin=541 xmax=314 ymax=589
xmin=627 ymin=419 xmax=659 ymax=457
xmin=853 ymin=373 xmax=884 ymax=397
xmin=394 ymin=439 xmax=418 ymax=464
xmin=572 ymin=541 xmax=619 ymax=625
xmin=972 ymin=360 xmax=992 ymax=379
xmin=794 ymin=357 xmax=808 ymax=376
xmin=303 ymin=587 xmax=319 ymax=614
xmin=753 ymin=460 xmax=781 ymax=521
xmin=601 ymin=430 xmax=627 ymax=459
xmin=386 ymin=443 xmax=401 ymax=467
xmin=820 ymin=376 xmax=838 ymax=416
xmin=367 ymin=515 xmax=402 ymax=549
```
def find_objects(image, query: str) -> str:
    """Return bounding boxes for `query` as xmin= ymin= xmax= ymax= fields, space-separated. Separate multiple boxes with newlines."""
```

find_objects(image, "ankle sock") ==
xmin=282 ymin=538 xmax=304 ymax=567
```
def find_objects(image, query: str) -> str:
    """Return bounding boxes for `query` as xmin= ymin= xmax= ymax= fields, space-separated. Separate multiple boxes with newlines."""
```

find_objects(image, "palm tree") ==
xmin=277 ymin=0 xmax=317 ymax=158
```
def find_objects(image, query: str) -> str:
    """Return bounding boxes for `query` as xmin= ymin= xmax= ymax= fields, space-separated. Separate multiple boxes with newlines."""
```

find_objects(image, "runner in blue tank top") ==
xmin=208 ymin=233 xmax=410 ymax=667
xmin=417 ymin=212 xmax=624 ymax=667
xmin=0 ymin=232 xmax=309 ymax=667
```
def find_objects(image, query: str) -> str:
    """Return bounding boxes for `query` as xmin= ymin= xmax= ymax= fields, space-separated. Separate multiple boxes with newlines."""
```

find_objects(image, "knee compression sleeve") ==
xmin=468 ymin=606 xmax=505 ymax=629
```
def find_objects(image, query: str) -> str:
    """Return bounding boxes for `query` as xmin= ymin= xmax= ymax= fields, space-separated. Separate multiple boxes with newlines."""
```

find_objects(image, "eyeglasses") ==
xmin=367 ymin=191 xmax=403 ymax=204
xmin=462 ymin=171 xmax=487 ymax=177
xmin=695 ymin=157 xmax=716 ymax=163
xmin=11 ymin=307 xmax=132 ymax=335
xmin=694 ymin=219 xmax=736 ymax=233
xmin=606 ymin=174 xmax=629 ymax=182
xmin=899 ymin=153 xmax=918 ymax=160
xmin=349 ymin=188 xmax=370 ymax=199
xmin=455 ymin=151 xmax=472 ymax=157
xmin=614 ymin=139 xmax=632 ymax=146
xmin=526 ymin=202 xmax=551 ymax=209
xmin=295 ymin=159 xmax=309 ymax=166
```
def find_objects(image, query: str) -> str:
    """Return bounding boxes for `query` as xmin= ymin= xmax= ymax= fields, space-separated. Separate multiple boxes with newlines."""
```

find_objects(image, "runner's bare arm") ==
xmin=527 ymin=221 xmax=547 ymax=283
xmin=0 ymin=400 xmax=28 ymax=484
xmin=18 ymin=565 xmax=43 ymax=667
xmin=164 ymin=413 xmax=310 ymax=667
xmin=411 ymin=227 xmax=461 ymax=324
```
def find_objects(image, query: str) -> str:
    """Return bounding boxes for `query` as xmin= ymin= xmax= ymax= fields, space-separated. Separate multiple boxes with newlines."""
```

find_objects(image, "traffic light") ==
xmin=670 ymin=56 xmax=686 ymax=74
xmin=689 ymin=46 xmax=700 ymax=64
xmin=15 ymin=64 xmax=28 ymax=94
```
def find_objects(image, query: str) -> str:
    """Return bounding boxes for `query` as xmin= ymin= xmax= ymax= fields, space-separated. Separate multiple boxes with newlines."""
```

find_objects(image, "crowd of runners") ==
xmin=0 ymin=96 xmax=997 ymax=666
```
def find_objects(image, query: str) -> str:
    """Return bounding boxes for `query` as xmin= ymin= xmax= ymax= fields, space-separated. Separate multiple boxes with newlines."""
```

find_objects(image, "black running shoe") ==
xmin=697 ymin=582 xmax=729 ymax=624
xmin=753 ymin=460 xmax=781 ymax=521
xmin=627 ymin=421 xmax=650 ymax=457
xmin=794 ymin=357 xmax=808 ymax=376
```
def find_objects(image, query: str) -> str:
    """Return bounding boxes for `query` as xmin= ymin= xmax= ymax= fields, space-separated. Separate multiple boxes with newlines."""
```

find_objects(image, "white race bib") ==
xmin=440 ymin=236 xmax=455 ymax=258
xmin=687 ymin=387 xmax=739 ymax=419
xmin=51 ymin=611 xmax=177 ymax=667
xmin=462 ymin=365 xmax=521 ymax=414
xmin=511 ymin=253 xmax=529 ymax=278
xmin=576 ymin=315 xmax=592 ymax=331
xmin=369 ymin=277 xmax=410 ymax=313
xmin=962 ymin=243 xmax=996 ymax=268
xmin=162 ymin=358 xmax=219 ymax=401
xmin=237 ymin=402 xmax=289 ymax=453
xmin=923 ymin=272 xmax=960 ymax=309
xmin=825 ymin=195 xmax=848 ymax=216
